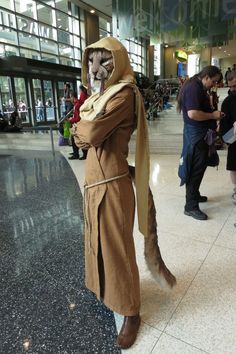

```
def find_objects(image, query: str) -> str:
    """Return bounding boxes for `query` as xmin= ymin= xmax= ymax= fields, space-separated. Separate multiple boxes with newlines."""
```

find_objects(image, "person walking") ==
xmin=178 ymin=65 xmax=224 ymax=220
xmin=225 ymin=67 xmax=231 ymax=87
xmin=220 ymin=70 xmax=236 ymax=204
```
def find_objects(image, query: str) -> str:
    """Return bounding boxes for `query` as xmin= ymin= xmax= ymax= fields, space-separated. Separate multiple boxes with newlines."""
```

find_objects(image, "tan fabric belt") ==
xmin=84 ymin=171 xmax=129 ymax=190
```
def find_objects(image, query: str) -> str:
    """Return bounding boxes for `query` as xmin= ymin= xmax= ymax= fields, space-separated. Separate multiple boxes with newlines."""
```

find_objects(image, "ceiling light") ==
xmin=164 ymin=44 xmax=169 ymax=48
xmin=224 ymin=50 xmax=227 ymax=53
xmin=90 ymin=9 xmax=95 ymax=14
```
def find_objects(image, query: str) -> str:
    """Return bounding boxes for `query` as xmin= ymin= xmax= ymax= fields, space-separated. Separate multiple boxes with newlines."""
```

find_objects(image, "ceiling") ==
xmin=81 ymin=1 xmax=236 ymax=60
xmin=80 ymin=0 xmax=112 ymax=17
xmin=212 ymin=40 xmax=236 ymax=60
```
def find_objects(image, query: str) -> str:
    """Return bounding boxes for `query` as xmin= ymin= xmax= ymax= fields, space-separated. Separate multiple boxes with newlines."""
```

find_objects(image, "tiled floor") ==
xmin=1 ymin=87 xmax=236 ymax=353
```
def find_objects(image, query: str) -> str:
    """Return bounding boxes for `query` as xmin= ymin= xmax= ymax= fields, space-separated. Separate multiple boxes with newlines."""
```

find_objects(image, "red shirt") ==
xmin=69 ymin=91 xmax=87 ymax=124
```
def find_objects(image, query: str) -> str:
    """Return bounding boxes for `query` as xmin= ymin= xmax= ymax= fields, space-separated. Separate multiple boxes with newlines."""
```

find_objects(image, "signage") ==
xmin=175 ymin=50 xmax=187 ymax=62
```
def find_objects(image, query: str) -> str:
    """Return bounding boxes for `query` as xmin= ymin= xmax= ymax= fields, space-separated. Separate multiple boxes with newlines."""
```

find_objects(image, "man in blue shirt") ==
xmin=178 ymin=65 xmax=224 ymax=220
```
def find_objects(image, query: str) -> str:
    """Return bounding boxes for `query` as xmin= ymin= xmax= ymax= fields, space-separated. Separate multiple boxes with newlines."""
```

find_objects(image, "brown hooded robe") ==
xmin=74 ymin=37 xmax=149 ymax=316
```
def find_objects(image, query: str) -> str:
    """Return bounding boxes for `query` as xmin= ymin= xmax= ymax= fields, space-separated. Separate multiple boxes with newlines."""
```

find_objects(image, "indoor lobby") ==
xmin=1 ymin=1 xmax=236 ymax=354
xmin=1 ymin=87 xmax=236 ymax=354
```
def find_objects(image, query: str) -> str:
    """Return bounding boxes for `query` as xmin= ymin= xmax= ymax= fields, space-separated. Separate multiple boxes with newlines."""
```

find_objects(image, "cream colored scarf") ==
xmin=80 ymin=83 xmax=150 ymax=238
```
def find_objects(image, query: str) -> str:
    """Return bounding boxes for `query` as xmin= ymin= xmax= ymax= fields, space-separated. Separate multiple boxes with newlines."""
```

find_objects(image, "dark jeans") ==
xmin=71 ymin=136 xmax=87 ymax=158
xmin=185 ymin=138 xmax=209 ymax=211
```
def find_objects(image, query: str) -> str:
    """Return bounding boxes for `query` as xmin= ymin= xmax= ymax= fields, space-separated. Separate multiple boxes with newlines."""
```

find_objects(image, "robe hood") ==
xmin=81 ymin=37 xmax=136 ymax=89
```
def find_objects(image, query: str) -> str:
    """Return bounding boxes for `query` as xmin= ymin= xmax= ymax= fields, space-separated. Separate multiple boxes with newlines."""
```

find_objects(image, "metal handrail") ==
xmin=22 ymin=125 xmax=59 ymax=156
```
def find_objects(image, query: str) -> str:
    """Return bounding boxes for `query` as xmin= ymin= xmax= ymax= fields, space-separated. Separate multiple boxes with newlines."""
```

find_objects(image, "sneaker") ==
xmin=184 ymin=209 xmax=208 ymax=220
xmin=198 ymin=195 xmax=208 ymax=203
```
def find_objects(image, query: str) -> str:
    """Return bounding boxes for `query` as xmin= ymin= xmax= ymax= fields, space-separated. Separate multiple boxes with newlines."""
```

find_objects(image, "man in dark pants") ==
xmin=220 ymin=70 xmax=236 ymax=204
xmin=178 ymin=66 xmax=224 ymax=220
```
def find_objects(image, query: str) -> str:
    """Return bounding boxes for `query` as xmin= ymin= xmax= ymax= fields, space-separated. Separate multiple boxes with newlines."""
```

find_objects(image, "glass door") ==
xmin=14 ymin=77 xmax=30 ymax=124
xmin=32 ymin=79 xmax=45 ymax=123
xmin=0 ymin=76 xmax=14 ymax=122
xmin=57 ymin=81 xmax=74 ymax=119
xmin=43 ymin=80 xmax=55 ymax=121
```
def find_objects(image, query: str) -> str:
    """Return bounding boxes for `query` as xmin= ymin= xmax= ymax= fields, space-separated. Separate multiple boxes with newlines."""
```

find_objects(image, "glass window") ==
xmin=59 ymin=57 xmax=74 ymax=66
xmin=58 ymin=44 xmax=73 ymax=57
xmin=0 ymin=0 xmax=15 ymax=11
xmin=57 ymin=80 xmax=65 ymax=116
xmin=55 ymin=0 xmax=68 ymax=13
xmin=72 ymin=18 xmax=79 ymax=36
xmin=79 ymin=8 xmax=85 ymax=21
xmin=73 ymin=46 xmax=81 ymax=61
xmin=56 ymin=11 xmax=69 ymax=31
xmin=17 ymin=16 xmax=38 ymax=35
xmin=0 ymin=10 xmax=16 ymax=28
xmin=20 ymin=47 xmax=40 ymax=60
xmin=81 ymin=38 xmax=86 ymax=51
xmin=71 ymin=3 xmax=78 ymax=17
xmin=15 ymin=0 xmax=37 ymax=19
xmin=41 ymin=52 xmax=58 ymax=63
xmin=33 ymin=79 xmax=44 ymax=122
xmin=40 ymin=38 xmax=58 ymax=55
xmin=0 ymin=28 xmax=18 ymax=46
xmin=4 ymin=45 xmax=19 ymax=56
xmin=37 ymin=3 xmax=56 ymax=26
xmin=80 ymin=20 xmax=85 ymax=39
xmin=99 ymin=17 xmax=111 ymax=34
xmin=40 ymin=0 xmax=55 ymax=5
xmin=0 ymin=44 xmax=4 ymax=57
xmin=43 ymin=80 xmax=55 ymax=121
xmin=154 ymin=44 xmax=161 ymax=76
xmin=0 ymin=76 xmax=14 ymax=120
xmin=39 ymin=23 xmax=57 ymax=41
xmin=73 ymin=35 xmax=81 ymax=50
xmin=18 ymin=32 xmax=40 ymax=51
xmin=99 ymin=29 xmax=108 ymax=38
xmin=58 ymin=30 xmax=72 ymax=45
xmin=74 ymin=59 xmax=81 ymax=68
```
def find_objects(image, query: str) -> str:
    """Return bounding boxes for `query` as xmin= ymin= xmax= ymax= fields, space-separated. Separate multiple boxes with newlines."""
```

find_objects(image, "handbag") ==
xmin=58 ymin=134 xmax=69 ymax=146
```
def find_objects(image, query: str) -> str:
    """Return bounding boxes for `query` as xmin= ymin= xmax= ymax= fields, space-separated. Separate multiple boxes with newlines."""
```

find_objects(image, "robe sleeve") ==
xmin=75 ymin=87 xmax=134 ymax=148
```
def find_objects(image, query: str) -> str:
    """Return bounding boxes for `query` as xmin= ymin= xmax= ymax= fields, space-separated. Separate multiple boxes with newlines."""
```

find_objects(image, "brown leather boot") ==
xmin=116 ymin=314 xmax=141 ymax=349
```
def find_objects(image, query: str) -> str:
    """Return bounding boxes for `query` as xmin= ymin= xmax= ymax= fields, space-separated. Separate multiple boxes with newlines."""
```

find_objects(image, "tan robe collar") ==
xmin=80 ymin=83 xmax=150 ymax=238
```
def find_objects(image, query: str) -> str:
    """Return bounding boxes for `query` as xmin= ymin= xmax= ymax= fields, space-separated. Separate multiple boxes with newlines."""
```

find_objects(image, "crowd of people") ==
xmin=0 ymin=109 xmax=22 ymax=132
xmin=141 ymin=80 xmax=177 ymax=120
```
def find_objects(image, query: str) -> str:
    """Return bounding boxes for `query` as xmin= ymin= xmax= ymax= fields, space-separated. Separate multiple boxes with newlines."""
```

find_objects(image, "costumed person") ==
xmin=68 ymin=87 xmax=88 ymax=160
xmin=178 ymin=65 xmax=224 ymax=220
xmin=220 ymin=70 xmax=236 ymax=204
xmin=74 ymin=37 xmax=176 ymax=349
